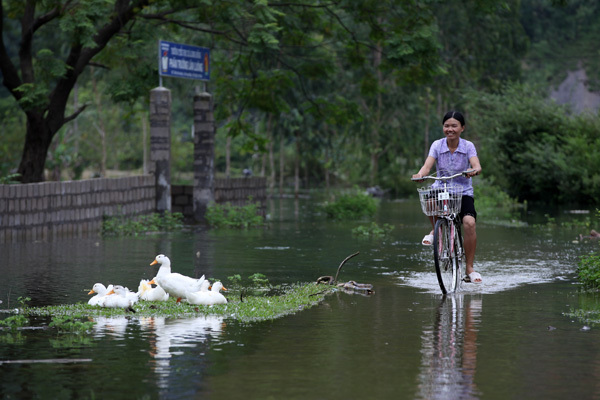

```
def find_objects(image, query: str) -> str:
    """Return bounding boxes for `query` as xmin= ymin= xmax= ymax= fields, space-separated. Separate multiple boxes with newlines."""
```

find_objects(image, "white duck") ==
xmin=137 ymin=279 xmax=169 ymax=301
xmin=206 ymin=281 xmax=228 ymax=305
xmin=88 ymin=283 xmax=114 ymax=306
xmin=149 ymin=254 xmax=206 ymax=302
xmin=185 ymin=279 xmax=211 ymax=305
xmin=100 ymin=285 xmax=137 ymax=310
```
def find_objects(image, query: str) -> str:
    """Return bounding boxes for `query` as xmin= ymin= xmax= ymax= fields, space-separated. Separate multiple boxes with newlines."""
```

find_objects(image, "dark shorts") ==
xmin=460 ymin=195 xmax=477 ymax=221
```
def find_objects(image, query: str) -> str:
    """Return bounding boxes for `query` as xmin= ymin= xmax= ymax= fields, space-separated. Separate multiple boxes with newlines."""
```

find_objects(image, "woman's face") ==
xmin=443 ymin=118 xmax=464 ymax=140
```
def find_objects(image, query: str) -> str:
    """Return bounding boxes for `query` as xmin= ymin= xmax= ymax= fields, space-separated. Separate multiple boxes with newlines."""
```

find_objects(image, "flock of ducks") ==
xmin=88 ymin=254 xmax=228 ymax=310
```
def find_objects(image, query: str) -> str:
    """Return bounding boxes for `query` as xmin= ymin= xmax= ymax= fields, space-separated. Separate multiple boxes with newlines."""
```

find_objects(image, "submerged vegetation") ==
xmin=205 ymin=200 xmax=264 ymax=229
xmin=322 ymin=190 xmax=378 ymax=220
xmin=101 ymin=211 xmax=184 ymax=236
xmin=14 ymin=283 xmax=334 ymax=324
xmin=577 ymin=252 xmax=600 ymax=291
xmin=352 ymin=222 xmax=394 ymax=238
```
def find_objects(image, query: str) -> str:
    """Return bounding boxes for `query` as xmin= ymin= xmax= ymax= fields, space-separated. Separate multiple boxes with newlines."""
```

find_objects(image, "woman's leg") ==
xmin=423 ymin=216 xmax=435 ymax=244
xmin=462 ymin=215 xmax=479 ymax=280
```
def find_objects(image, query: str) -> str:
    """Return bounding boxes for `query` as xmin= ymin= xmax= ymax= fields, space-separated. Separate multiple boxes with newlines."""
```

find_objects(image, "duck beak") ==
xmin=88 ymin=289 xmax=96 ymax=295
xmin=148 ymin=279 xmax=156 ymax=285
xmin=150 ymin=260 xmax=158 ymax=266
xmin=106 ymin=289 xmax=115 ymax=295
xmin=222 ymin=286 xmax=228 ymax=291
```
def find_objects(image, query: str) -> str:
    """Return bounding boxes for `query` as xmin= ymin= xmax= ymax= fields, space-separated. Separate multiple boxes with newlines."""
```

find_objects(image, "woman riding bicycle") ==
xmin=412 ymin=111 xmax=483 ymax=283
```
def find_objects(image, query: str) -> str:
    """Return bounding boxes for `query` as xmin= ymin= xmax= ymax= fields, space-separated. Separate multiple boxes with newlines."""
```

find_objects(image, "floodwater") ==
xmin=1 ymin=197 xmax=599 ymax=399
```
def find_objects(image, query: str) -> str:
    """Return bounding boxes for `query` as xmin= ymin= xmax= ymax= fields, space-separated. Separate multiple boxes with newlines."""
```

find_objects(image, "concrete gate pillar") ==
xmin=149 ymin=87 xmax=172 ymax=213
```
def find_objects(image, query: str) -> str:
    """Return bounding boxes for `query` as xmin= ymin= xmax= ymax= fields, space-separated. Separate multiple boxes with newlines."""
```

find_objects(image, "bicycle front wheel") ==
xmin=433 ymin=219 xmax=460 ymax=294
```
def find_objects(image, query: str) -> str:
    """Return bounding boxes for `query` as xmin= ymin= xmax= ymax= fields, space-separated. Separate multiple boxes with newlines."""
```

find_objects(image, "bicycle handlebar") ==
xmin=411 ymin=169 xmax=476 ymax=182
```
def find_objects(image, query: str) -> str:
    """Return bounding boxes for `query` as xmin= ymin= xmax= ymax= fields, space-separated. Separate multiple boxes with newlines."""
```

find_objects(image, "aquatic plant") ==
xmin=102 ymin=211 xmax=184 ymax=236
xmin=352 ymin=222 xmax=394 ymax=238
xmin=20 ymin=283 xmax=335 ymax=323
xmin=0 ymin=314 xmax=29 ymax=331
xmin=248 ymin=273 xmax=270 ymax=287
xmin=322 ymin=190 xmax=378 ymax=220
xmin=577 ymin=252 xmax=600 ymax=290
xmin=49 ymin=315 xmax=96 ymax=334
xmin=205 ymin=199 xmax=264 ymax=228
xmin=0 ymin=297 xmax=31 ymax=332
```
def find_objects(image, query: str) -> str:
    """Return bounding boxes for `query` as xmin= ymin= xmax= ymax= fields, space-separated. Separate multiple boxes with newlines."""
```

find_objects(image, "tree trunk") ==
xmin=225 ymin=135 xmax=231 ymax=177
xmin=369 ymin=42 xmax=383 ymax=186
xmin=17 ymin=114 xmax=53 ymax=183
xmin=294 ymin=131 xmax=300 ymax=199
xmin=279 ymin=135 xmax=284 ymax=197
xmin=267 ymin=115 xmax=275 ymax=196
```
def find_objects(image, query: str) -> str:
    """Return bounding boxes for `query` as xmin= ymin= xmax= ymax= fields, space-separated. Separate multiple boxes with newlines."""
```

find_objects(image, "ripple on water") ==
xmin=394 ymin=258 xmax=573 ymax=295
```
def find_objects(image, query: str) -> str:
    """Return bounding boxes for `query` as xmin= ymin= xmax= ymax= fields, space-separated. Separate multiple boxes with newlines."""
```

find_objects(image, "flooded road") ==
xmin=1 ymin=197 xmax=598 ymax=399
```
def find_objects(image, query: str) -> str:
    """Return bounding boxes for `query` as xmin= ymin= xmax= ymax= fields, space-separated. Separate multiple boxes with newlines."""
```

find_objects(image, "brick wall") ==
xmin=0 ymin=175 xmax=155 ymax=242
xmin=172 ymin=177 xmax=267 ymax=217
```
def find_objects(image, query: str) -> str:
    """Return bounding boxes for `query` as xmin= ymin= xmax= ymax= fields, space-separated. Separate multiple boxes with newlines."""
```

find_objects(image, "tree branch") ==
xmin=63 ymin=104 xmax=88 ymax=125
xmin=0 ymin=3 xmax=23 ymax=95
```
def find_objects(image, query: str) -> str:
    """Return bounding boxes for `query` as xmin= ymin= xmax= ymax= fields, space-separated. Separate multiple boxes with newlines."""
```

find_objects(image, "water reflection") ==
xmin=418 ymin=295 xmax=482 ymax=399
xmin=139 ymin=316 xmax=225 ymax=390
xmin=90 ymin=315 xmax=225 ymax=392
xmin=93 ymin=316 xmax=130 ymax=338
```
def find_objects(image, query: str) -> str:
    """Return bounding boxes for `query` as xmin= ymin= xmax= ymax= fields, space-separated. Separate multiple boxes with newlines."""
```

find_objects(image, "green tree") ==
xmin=0 ymin=0 xmax=447 ymax=183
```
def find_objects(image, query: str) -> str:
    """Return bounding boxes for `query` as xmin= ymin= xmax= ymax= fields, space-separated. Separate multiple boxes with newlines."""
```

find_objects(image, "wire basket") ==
xmin=417 ymin=184 xmax=463 ymax=216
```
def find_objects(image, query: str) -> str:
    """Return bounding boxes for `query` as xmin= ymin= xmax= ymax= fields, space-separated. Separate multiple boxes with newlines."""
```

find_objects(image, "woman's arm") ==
xmin=412 ymin=156 xmax=436 ymax=179
xmin=466 ymin=156 xmax=482 ymax=178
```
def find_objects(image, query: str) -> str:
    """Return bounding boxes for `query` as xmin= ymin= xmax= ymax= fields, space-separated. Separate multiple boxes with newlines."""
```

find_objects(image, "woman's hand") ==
xmin=464 ymin=169 xmax=481 ymax=178
xmin=412 ymin=173 xmax=425 ymax=182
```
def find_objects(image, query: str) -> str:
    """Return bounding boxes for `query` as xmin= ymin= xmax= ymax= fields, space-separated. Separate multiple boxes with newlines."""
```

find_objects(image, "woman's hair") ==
xmin=442 ymin=110 xmax=465 ymax=126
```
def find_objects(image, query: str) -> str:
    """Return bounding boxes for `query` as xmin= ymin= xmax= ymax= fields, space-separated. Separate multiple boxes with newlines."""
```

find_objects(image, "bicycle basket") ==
xmin=417 ymin=184 xmax=463 ymax=216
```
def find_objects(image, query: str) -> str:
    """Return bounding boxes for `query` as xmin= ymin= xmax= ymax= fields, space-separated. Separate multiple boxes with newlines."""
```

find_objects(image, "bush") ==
xmin=474 ymin=177 xmax=524 ymax=221
xmin=322 ymin=190 xmax=378 ymax=220
xmin=466 ymin=83 xmax=600 ymax=205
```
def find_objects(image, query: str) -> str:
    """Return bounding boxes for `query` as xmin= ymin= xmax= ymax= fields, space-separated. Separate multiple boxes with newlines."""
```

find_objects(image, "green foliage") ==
xmin=352 ymin=222 xmax=394 ymax=238
xmin=248 ymin=273 xmax=270 ymax=287
xmin=226 ymin=274 xmax=243 ymax=288
xmin=0 ymin=173 xmax=21 ymax=184
xmin=0 ymin=296 xmax=30 ymax=331
xmin=205 ymin=200 xmax=264 ymax=229
xmin=49 ymin=315 xmax=96 ymax=334
xmin=322 ymin=191 xmax=378 ymax=220
xmin=577 ymin=253 xmax=600 ymax=290
xmin=0 ymin=314 xmax=29 ymax=331
xmin=466 ymin=82 xmax=600 ymax=205
xmin=474 ymin=178 xmax=524 ymax=222
xmin=101 ymin=211 xmax=184 ymax=237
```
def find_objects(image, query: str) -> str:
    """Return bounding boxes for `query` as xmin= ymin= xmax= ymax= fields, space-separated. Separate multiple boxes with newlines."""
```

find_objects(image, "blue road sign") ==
xmin=159 ymin=40 xmax=210 ymax=81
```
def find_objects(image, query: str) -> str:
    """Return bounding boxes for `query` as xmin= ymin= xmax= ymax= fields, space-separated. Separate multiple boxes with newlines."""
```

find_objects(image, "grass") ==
xmin=15 ymin=283 xmax=335 ymax=324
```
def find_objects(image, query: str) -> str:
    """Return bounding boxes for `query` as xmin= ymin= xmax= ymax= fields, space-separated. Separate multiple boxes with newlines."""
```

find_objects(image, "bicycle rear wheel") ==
xmin=433 ymin=218 xmax=460 ymax=294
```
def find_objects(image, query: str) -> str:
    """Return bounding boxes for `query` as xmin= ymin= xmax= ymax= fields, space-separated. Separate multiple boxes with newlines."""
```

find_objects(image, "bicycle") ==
xmin=412 ymin=170 xmax=475 ymax=294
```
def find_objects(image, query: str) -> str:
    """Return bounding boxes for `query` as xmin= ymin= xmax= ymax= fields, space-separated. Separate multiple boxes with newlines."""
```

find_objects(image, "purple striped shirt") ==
xmin=428 ymin=138 xmax=478 ymax=197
